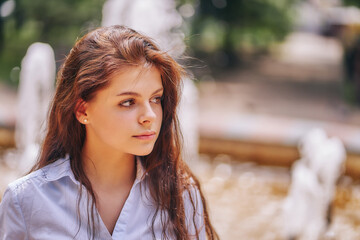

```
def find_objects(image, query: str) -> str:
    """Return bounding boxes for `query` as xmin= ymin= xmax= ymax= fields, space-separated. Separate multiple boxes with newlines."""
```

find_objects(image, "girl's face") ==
xmin=83 ymin=66 xmax=163 ymax=156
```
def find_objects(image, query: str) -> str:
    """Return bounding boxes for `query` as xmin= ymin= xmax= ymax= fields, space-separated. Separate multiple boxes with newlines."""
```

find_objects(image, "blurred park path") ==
xmin=197 ymin=32 xmax=360 ymax=176
xmin=194 ymin=33 xmax=360 ymax=238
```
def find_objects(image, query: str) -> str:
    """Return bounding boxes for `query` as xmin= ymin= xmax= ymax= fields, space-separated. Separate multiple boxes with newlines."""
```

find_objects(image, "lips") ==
xmin=133 ymin=131 xmax=156 ymax=140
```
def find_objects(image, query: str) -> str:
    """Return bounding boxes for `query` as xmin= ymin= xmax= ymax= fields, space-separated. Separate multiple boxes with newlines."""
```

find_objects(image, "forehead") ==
xmin=105 ymin=66 xmax=163 ymax=95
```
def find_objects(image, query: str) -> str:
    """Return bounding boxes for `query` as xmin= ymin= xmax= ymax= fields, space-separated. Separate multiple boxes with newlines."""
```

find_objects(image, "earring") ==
xmin=84 ymin=119 xmax=88 ymax=123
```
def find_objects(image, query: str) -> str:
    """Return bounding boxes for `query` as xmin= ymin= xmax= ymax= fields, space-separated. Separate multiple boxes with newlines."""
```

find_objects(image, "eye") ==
xmin=119 ymin=99 xmax=135 ymax=107
xmin=150 ymin=95 xmax=163 ymax=104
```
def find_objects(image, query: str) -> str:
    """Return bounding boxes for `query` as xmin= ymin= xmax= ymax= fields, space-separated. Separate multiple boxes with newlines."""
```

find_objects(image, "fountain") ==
xmin=3 ymin=42 xmax=55 ymax=175
xmin=101 ymin=0 xmax=184 ymax=56
xmin=102 ymin=0 xmax=199 ymax=162
xmin=283 ymin=159 xmax=325 ymax=240
xmin=282 ymin=128 xmax=346 ymax=240
xmin=299 ymin=128 xmax=346 ymax=215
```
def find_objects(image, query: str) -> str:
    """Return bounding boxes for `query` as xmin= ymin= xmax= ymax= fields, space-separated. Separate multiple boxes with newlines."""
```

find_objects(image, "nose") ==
xmin=139 ymin=102 xmax=156 ymax=125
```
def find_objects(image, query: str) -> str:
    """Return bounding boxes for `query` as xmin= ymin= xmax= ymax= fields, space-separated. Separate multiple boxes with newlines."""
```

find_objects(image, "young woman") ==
xmin=0 ymin=25 xmax=218 ymax=240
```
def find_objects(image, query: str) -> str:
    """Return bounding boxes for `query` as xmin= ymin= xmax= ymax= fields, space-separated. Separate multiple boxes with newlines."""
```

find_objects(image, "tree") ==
xmin=181 ymin=0 xmax=299 ymax=69
xmin=0 ymin=0 xmax=105 ymax=86
xmin=343 ymin=0 xmax=360 ymax=8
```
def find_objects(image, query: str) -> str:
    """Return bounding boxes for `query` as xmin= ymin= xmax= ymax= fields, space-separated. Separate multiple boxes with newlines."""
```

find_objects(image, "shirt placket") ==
xmin=110 ymin=179 xmax=141 ymax=239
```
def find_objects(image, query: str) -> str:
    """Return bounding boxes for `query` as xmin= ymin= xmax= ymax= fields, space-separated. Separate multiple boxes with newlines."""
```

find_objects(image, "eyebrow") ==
xmin=116 ymin=88 xmax=164 ymax=97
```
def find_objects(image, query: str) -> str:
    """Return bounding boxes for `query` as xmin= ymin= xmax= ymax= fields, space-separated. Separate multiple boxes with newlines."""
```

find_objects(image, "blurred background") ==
xmin=1 ymin=0 xmax=360 ymax=239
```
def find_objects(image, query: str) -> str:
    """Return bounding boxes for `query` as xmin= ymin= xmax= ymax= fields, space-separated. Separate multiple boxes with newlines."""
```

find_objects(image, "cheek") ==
xmin=110 ymin=111 xmax=139 ymax=133
xmin=100 ymin=112 xmax=134 ymax=143
xmin=93 ymin=108 xmax=133 ymax=132
xmin=114 ymin=110 xmax=135 ymax=122
xmin=156 ymin=106 xmax=163 ymax=123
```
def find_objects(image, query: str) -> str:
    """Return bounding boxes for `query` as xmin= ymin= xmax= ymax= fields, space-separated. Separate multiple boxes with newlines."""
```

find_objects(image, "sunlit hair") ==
xmin=32 ymin=25 xmax=218 ymax=240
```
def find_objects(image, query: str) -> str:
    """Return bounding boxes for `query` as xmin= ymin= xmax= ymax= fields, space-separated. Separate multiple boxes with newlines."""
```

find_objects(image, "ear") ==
xmin=75 ymin=98 xmax=89 ymax=124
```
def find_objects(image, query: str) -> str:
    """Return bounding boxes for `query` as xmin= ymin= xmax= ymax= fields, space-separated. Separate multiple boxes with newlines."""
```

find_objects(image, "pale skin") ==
xmin=75 ymin=65 xmax=163 ymax=234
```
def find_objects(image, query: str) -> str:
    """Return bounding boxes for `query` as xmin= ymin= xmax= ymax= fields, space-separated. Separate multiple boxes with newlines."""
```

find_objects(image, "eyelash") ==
xmin=119 ymin=96 xmax=163 ymax=107
xmin=119 ymin=99 xmax=135 ymax=107
xmin=151 ymin=96 xmax=163 ymax=104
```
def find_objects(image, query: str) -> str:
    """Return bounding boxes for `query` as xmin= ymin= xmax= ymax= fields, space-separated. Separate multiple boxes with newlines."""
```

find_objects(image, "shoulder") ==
xmin=183 ymin=178 xmax=201 ymax=200
xmin=182 ymin=179 xmax=204 ymax=214
xmin=182 ymin=178 xmax=207 ymax=239
xmin=0 ymin=157 xmax=82 ymax=239
xmin=0 ymin=186 xmax=28 ymax=238
xmin=5 ymin=157 xmax=74 ymax=199
xmin=7 ymin=169 xmax=47 ymax=197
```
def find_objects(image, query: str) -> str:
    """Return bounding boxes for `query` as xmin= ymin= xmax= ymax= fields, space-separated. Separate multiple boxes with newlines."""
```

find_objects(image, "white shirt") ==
xmin=0 ymin=156 xmax=205 ymax=239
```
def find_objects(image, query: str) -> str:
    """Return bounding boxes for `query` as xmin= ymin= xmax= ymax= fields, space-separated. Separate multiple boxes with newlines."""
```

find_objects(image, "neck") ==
xmin=81 ymin=139 xmax=136 ymax=191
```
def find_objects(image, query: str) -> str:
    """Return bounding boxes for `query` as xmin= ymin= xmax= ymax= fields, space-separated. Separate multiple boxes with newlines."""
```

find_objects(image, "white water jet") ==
xmin=282 ymin=128 xmax=346 ymax=239
xmin=13 ymin=42 xmax=55 ymax=173
xmin=298 ymin=128 xmax=327 ymax=162
xmin=102 ymin=0 xmax=184 ymax=56
xmin=102 ymin=0 xmax=199 ymax=162
xmin=282 ymin=160 xmax=326 ymax=240
xmin=299 ymin=128 xmax=346 ymax=204
xmin=311 ymin=136 xmax=346 ymax=208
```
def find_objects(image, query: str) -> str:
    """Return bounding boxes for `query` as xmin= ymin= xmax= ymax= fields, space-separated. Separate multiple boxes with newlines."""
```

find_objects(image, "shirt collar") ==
xmin=42 ymin=155 xmax=146 ymax=184
xmin=40 ymin=154 xmax=76 ymax=183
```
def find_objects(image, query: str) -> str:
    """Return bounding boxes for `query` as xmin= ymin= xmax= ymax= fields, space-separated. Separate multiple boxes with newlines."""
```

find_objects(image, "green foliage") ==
xmin=0 ymin=0 xmax=105 ymax=86
xmin=0 ymin=0 xmax=301 ymax=84
xmin=343 ymin=0 xmax=360 ymax=8
xmin=183 ymin=0 xmax=299 ymax=68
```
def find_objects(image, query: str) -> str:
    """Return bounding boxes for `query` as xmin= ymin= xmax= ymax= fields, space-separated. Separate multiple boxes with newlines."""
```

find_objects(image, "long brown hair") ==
xmin=33 ymin=25 xmax=218 ymax=240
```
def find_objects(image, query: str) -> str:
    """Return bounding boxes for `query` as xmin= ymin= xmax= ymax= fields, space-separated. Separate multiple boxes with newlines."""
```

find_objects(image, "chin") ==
xmin=137 ymin=150 xmax=154 ymax=156
xmin=134 ymin=146 xmax=155 ymax=156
